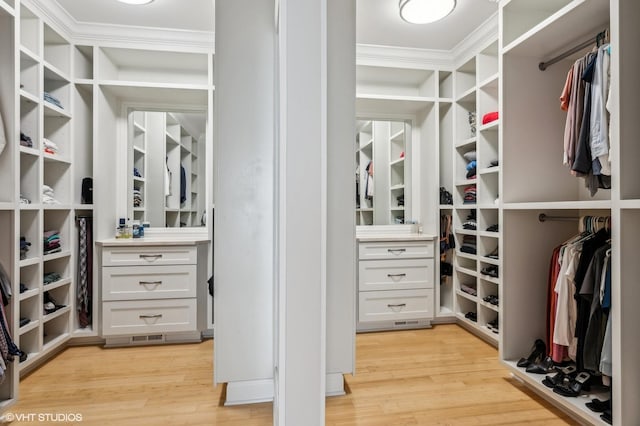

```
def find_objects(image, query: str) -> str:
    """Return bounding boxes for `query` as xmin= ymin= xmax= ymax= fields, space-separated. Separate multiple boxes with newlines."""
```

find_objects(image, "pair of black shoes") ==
xmin=542 ymin=364 xmax=592 ymax=397
xmin=465 ymin=311 xmax=477 ymax=322
xmin=517 ymin=339 xmax=555 ymax=374
xmin=483 ymin=295 xmax=499 ymax=306
xmin=481 ymin=265 xmax=499 ymax=278
xmin=486 ymin=224 xmax=499 ymax=232
xmin=585 ymin=398 xmax=612 ymax=424
xmin=487 ymin=318 xmax=499 ymax=334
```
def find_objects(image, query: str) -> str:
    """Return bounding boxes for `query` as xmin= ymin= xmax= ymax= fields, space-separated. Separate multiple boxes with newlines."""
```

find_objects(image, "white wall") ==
xmin=326 ymin=0 xmax=356 ymax=379
xmin=214 ymin=0 xmax=275 ymax=384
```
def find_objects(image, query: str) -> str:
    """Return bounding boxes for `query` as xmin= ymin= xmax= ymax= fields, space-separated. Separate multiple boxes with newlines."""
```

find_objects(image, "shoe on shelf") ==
xmin=586 ymin=398 xmax=611 ymax=413
xmin=526 ymin=355 xmax=556 ymax=374
xmin=481 ymin=265 xmax=499 ymax=278
xmin=486 ymin=224 xmax=499 ymax=232
xmin=486 ymin=247 xmax=499 ymax=259
xmin=464 ymin=311 xmax=477 ymax=322
xmin=553 ymin=371 xmax=591 ymax=397
xmin=601 ymin=409 xmax=612 ymax=425
xmin=517 ymin=339 xmax=546 ymax=368
xmin=542 ymin=365 xmax=577 ymax=388
xmin=487 ymin=319 xmax=499 ymax=333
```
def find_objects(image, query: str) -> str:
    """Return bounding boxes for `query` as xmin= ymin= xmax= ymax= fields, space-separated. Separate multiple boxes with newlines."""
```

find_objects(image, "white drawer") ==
xmin=102 ymin=265 xmax=196 ymax=301
xmin=102 ymin=246 xmax=197 ymax=266
xmin=102 ymin=299 xmax=197 ymax=336
xmin=358 ymin=241 xmax=433 ymax=260
xmin=359 ymin=259 xmax=433 ymax=291
xmin=358 ymin=289 xmax=433 ymax=323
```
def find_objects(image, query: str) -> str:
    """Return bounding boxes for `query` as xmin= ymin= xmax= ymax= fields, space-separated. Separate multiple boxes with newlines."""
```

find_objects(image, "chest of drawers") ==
xmin=98 ymin=239 xmax=208 ymax=346
xmin=356 ymin=237 xmax=435 ymax=332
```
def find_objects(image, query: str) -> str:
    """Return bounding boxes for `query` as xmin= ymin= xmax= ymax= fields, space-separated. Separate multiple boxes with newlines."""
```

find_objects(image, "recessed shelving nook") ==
xmin=498 ymin=0 xmax=639 ymax=424
xmin=0 ymin=0 xmax=216 ymax=413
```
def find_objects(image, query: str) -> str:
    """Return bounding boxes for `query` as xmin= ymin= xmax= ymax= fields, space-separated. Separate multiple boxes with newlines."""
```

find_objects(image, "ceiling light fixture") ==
xmin=399 ymin=0 xmax=456 ymax=24
xmin=117 ymin=0 xmax=154 ymax=5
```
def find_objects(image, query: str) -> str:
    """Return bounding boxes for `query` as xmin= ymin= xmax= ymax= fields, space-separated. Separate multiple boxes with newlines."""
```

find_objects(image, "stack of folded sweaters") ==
xmin=43 ymin=91 xmax=63 ymax=109
xmin=43 ymin=230 xmax=61 ymax=255
xmin=42 ymin=185 xmax=60 ymax=205
xmin=463 ymin=185 xmax=476 ymax=204
xmin=43 ymin=271 xmax=62 ymax=286
xmin=19 ymin=237 xmax=31 ymax=260
xmin=460 ymin=235 xmax=477 ymax=254
xmin=133 ymin=188 xmax=143 ymax=207
xmin=43 ymin=138 xmax=59 ymax=155
xmin=463 ymin=150 xmax=477 ymax=180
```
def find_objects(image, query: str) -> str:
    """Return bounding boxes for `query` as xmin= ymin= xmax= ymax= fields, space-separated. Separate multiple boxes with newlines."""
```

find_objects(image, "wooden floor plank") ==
xmin=8 ymin=324 xmax=576 ymax=425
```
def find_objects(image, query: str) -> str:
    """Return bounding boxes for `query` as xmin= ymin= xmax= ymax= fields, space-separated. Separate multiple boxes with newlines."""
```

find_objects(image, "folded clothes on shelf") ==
xmin=43 ymin=91 xmax=63 ymax=109
xmin=43 ymin=229 xmax=61 ymax=255
xmin=42 ymin=184 xmax=60 ymax=205
xmin=43 ymin=271 xmax=62 ymax=285
xmin=482 ymin=111 xmax=499 ymax=125
xmin=20 ymin=132 xmax=33 ymax=148
xmin=19 ymin=236 xmax=31 ymax=260
xmin=43 ymin=138 xmax=59 ymax=155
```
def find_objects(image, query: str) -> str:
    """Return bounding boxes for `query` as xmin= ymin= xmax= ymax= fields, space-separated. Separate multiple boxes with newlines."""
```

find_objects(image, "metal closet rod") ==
xmin=538 ymin=28 xmax=609 ymax=71
xmin=538 ymin=214 xmax=608 ymax=223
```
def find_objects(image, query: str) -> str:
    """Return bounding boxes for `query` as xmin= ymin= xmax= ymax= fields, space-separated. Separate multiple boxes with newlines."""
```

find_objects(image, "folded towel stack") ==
xmin=43 ymin=138 xmax=59 ymax=155
xmin=133 ymin=187 xmax=143 ymax=207
xmin=42 ymin=185 xmax=60 ymax=205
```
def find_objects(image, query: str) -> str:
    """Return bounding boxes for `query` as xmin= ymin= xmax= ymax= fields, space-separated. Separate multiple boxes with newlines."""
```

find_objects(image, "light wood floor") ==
xmin=9 ymin=325 xmax=576 ymax=425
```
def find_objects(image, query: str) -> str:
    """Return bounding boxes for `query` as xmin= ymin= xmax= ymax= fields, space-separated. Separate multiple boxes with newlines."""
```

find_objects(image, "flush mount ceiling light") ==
xmin=399 ymin=0 xmax=456 ymax=24
xmin=117 ymin=0 xmax=154 ymax=5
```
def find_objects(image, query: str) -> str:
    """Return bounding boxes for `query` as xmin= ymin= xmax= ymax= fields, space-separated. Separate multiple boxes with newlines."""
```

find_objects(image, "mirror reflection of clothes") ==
xmin=180 ymin=164 xmax=186 ymax=204
xmin=366 ymin=162 xmax=373 ymax=199
xmin=165 ymin=157 xmax=171 ymax=197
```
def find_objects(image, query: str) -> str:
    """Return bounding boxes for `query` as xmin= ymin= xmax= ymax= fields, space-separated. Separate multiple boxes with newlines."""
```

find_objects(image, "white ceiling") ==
xmin=356 ymin=0 xmax=498 ymax=50
xmin=54 ymin=0 xmax=215 ymax=32
xmin=53 ymin=0 xmax=496 ymax=51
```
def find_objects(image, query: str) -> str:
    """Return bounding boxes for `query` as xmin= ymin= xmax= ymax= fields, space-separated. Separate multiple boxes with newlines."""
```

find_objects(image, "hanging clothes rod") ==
xmin=538 ymin=214 xmax=608 ymax=223
xmin=538 ymin=29 xmax=608 ymax=71
xmin=538 ymin=214 xmax=578 ymax=222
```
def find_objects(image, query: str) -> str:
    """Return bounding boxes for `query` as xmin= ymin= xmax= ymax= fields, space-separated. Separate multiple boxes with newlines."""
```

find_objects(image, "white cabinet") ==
xmin=98 ymin=239 xmax=207 ymax=346
xmin=356 ymin=236 xmax=435 ymax=332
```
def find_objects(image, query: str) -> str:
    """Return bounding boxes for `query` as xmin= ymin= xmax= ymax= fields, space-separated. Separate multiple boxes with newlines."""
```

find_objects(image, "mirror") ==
xmin=356 ymin=119 xmax=411 ymax=225
xmin=128 ymin=110 xmax=207 ymax=228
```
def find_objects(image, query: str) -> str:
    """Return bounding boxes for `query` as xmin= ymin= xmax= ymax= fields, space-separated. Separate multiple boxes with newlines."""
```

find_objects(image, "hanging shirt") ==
xmin=589 ymin=45 xmax=611 ymax=174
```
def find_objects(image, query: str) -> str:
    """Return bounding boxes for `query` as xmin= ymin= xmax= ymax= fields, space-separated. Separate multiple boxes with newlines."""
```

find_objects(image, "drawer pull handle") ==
xmin=387 ymin=248 xmax=406 ymax=254
xmin=140 ymin=254 xmax=163 ymax=261
xmin=139 ymin=314 xmax=163 ymax=319
xmin=387 ymin=273 xmax=407 ymax=278
xmin=387 ymin=303 xmax=406 ymax=308
xmin=139 ymin=281 xmax=162 ymax=286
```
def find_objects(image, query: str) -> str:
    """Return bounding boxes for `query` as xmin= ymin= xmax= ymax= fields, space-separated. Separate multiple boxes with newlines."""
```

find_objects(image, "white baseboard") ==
xmin=325 ymin=373 xmax=345 ymax=396
xmin=224 ymin=379 xmax=275 ymax=406
xmin=224 ymin=373 xmax=346 ymax=405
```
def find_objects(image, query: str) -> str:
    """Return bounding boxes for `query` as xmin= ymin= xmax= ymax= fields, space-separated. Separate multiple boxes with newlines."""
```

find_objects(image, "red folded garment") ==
xmin=482 ymin=111 xmax=499 ymax=125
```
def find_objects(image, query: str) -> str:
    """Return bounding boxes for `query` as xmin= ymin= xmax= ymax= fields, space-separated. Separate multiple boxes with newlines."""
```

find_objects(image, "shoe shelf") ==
xmin=503 ymin=361 xmax=610 ymax=426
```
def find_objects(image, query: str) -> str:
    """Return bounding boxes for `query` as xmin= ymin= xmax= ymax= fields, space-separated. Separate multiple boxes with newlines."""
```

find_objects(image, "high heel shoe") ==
xmin=517 ymin=339 xmax=546 ymax=368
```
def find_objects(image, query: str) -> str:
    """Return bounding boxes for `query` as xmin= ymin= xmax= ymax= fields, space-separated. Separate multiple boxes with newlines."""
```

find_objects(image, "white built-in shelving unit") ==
xmin=499 ymin=0 xmax=639 ymax=424
xmin=0 ymin=0 xmax=215 ymax=413
xmin=438 ymin=37 xmax=501 ymax=343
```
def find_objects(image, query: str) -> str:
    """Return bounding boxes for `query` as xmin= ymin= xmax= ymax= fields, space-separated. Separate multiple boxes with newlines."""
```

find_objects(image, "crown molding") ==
xmin=356 ymin=44 xmax=454 ymax=70
xmin=451 ymin=12 xmax=499 ymax=68
xmin=73 ymin=23 xmax=214 ymax=53
xmin=23 ymin=0 xmax=75 ymax=40
xmin=27 ymin=0 xmax=214 ymax=52
xmin=356 ymin=12 xmax=499 ymax=70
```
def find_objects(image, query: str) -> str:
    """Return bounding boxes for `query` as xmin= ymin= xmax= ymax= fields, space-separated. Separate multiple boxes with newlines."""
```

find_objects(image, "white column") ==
xmin=276 ymin=0 xmax=355 ymax=424
xmin=214 ymin=0 xmax=276 ymax=403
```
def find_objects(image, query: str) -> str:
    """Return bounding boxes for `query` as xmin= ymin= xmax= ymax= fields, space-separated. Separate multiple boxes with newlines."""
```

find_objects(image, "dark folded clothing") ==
xmin=460 ymin=245 xmax=477 ymax=254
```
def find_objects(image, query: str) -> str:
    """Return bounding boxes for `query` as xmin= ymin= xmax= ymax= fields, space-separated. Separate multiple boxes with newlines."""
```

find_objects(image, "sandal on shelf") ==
xmin=542 ymin=365 xmax=577 ymax=388
xmin=553 ymin=371 xmax=591 ymax=397
xmin=517 ymin=339 xmax=546 ymax=368
xmin=586 ymin=398 xmax=611 ymax=413
xmin=601 ymin=409 xmax=612 ymax=425
xmin=526 ymin=355 xmax=556 ymax=374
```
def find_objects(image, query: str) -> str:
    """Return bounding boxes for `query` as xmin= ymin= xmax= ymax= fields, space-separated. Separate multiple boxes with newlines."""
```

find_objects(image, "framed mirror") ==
xmin=356 ymin=119 xmax=411 ymax=225
xmin=127 ymin=109 xmax=207 ymax=228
